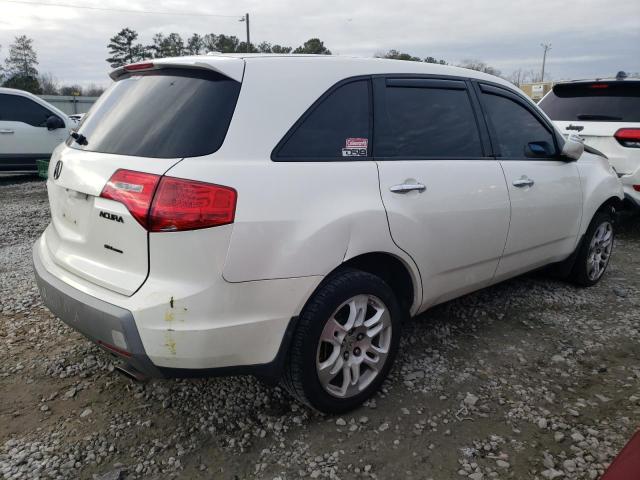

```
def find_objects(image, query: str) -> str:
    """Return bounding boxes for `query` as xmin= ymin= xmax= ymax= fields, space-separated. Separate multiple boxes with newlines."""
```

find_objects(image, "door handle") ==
xmin=0 ymin=129 xmax=14 ymax=134
xmin=513 ymin=177 xmax=534 ymax=188
xmin=390 ymin=183 xmax=426 ymax=194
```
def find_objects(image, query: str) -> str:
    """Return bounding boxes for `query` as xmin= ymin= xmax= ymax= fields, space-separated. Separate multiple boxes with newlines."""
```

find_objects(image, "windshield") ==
xmin=69 ymin=68 xmax=241 ymax=158
xmin=538 ymin=82 xmax=640 ymax=123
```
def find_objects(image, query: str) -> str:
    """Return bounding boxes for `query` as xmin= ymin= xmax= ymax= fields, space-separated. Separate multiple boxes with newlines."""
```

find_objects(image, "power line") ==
xmin=0 ymin=0 xmax=242 ymax=18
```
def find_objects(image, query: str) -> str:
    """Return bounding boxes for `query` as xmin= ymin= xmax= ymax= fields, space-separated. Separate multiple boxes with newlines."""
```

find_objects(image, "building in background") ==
xmin=38 ymin=95 xmax=97 ymax=115
xmin=520 ymin=82 xmax=554 ymax=102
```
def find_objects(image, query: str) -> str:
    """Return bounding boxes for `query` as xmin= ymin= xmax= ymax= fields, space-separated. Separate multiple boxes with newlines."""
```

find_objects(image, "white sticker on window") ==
xmin=342 ymin=138 xmax=368 ymax=157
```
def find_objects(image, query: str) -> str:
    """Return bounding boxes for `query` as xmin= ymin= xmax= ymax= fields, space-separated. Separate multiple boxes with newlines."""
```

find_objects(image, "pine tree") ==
xmin=106 ymin=28 xmax=147 ymax=68
xmin=293 ymin=38 xmax=331 ymax=55
xmin=4 ymin=35 xmax=39 ymax=78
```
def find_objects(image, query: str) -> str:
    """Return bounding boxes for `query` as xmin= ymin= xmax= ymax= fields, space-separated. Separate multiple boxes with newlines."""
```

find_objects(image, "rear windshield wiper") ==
xmin=70 ymin=131 xmax=88 ymax=146
xmin=576 ymin=114 xmax=622 ymax=121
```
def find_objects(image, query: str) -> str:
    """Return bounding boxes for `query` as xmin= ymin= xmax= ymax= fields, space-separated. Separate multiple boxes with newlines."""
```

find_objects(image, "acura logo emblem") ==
xmin=53 ymin=160 xmax=63 ymax=180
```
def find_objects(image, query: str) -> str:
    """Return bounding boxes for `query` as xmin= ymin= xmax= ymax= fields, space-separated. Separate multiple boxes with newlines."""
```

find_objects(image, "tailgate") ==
xmin=45 ymin=147 xmax=180 ymax=295
xmin=553 ymin=120 xmax=640 ymax=174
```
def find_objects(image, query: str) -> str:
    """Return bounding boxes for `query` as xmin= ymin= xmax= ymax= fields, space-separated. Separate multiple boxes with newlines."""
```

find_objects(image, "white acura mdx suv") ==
xmin=34 ymin=55 xmax=623 ymax=413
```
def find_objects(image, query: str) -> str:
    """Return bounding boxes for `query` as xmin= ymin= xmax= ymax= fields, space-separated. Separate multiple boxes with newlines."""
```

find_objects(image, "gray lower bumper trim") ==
xmin=32 ymin=246 xmax=163 ymax=378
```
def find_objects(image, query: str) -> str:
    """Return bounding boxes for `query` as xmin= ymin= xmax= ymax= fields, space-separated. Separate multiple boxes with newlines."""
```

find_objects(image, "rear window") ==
xmin=69 ymin=68 xmax=241 ymax=158
xmin=539 ymin=82 xmax=640 ymax=122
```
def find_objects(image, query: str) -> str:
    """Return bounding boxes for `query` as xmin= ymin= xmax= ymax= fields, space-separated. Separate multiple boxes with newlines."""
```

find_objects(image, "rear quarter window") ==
xmin=69 ymin=69 xmax=241 ymax=158
xmin=273 ymin=79 xmax=371 ymax=161
xmin=539 ymin=82 xmax=640 ymax=122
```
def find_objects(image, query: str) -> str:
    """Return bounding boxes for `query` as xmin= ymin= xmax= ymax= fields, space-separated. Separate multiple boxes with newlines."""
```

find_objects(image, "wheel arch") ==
xmin=338 ymin=251 xmax=420 ymax=316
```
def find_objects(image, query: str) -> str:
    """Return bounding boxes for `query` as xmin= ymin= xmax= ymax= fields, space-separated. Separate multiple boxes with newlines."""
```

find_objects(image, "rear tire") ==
xmin=282 ymin=268 xmax=402 ymax=414
xmin=569 ymin=210 xmax=615 ymax=287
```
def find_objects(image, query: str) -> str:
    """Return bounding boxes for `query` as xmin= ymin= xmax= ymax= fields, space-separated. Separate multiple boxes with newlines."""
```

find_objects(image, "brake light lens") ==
xmin=634 ymin=185 xmax=640 ymax=192
xmin=100 ymin=169 xmax=236 ymax=232
xmin=148 ymin=177 xmax=236 ymax=232
xmin=101 ymin=170 xmax=160 ymax=228
xmin=614 ymin=128 xmax=640 ymax=148
xmin=124 ymin=62 xmax=154 ymax=72
xmin=589 ymin=83 xmax=609 ymax=89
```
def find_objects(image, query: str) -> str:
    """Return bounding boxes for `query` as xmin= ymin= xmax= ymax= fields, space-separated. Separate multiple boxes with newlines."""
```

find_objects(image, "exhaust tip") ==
xmin=115 ymin=363 xmax=147 ymax=382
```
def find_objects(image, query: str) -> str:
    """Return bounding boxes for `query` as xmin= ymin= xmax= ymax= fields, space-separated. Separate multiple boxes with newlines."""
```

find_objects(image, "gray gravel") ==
xmin=1 ymin=178 xmax=639 ymax=480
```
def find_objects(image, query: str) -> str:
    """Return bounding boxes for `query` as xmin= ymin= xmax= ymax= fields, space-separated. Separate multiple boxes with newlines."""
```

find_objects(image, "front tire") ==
xmin=282 ymin=269 xmax=402 ymax=414
xmin=569 ymin=210 xmax=615 ymax=286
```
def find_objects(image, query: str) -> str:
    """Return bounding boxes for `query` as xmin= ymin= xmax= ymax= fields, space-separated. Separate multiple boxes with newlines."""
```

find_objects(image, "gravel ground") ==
xmin=1 ymin=177 xmax=639 ymax=480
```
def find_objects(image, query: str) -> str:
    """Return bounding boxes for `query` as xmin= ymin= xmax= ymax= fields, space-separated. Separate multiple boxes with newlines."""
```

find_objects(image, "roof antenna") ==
xmin=616 ymin=71 xmax=628 ymax=81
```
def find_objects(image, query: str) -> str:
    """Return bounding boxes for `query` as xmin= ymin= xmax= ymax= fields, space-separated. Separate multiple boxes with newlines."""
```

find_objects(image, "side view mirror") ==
xmin=561 ymin=133 xmax=584 ymax=161
xmin=46 ymin=115 xmax=65 ymax=131
xmin=525 ymin=141 xmax=555 ymax=158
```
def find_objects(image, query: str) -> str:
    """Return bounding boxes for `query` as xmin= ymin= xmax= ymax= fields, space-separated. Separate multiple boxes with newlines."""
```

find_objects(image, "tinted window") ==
xmin=0 ymin=94 xmax=55 ymax=127
xmin=70 ymin=69 xmax=241 ymax=158
xmin=276 ymin=80 xmax=370 ymax=160
xmin=376 ymin=86 xmax=483 ymax=158
xmin=539 ymin=82 xmax=640 ymax=122
xmin=482 ymin=93 xmax=555 ymax=159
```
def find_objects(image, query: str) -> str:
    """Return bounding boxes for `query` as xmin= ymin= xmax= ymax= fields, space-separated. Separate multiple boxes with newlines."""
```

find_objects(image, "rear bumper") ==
xmin=33 ymin=235 xmax=322 ymax=382
xmin=33 ymin=245 xmax=163 ymax=378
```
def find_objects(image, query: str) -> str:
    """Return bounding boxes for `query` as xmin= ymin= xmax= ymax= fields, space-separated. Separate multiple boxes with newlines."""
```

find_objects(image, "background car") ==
xmin=539 ymin=78 xmax=640 ymax=209
xmin=0 ymin=87 xmax=74 ymax=172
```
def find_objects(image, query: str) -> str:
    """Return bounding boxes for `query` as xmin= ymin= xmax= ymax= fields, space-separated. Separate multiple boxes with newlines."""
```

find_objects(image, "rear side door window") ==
xmin=375 ymin=79 xmax=484 ymax=159
xmin=274 ymin=79 xmax=371 ymax=161
xmin=480 ymin=86 xmax=557 ymax=159
xmin=0 ymin=94 xmax=56 ymax=127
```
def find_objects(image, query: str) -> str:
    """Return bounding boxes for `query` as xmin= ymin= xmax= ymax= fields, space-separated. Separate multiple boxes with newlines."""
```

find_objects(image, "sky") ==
xmin=0 ymin=0 xmax=638 ymax=88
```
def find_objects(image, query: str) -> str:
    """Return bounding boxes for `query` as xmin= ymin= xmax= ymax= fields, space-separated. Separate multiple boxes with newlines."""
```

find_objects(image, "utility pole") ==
xmin=239 ymin=13 xmax=250 ymax=52
xmin=540 ymin=43 xmax=552 ymax=82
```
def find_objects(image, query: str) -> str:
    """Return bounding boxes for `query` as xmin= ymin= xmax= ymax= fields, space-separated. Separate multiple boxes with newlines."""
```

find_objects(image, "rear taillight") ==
xmin=633 ymin=185 xmax=640 ymax=192
xmin=100 ymin=169 xmax=236 ymax=232
xmin=101 ymin=170 xmax=160 ymax=228
xmin=148 ymin=177 xmax=236 ymax=232
xmin=614 ymin=128 xmax=640 ymax=148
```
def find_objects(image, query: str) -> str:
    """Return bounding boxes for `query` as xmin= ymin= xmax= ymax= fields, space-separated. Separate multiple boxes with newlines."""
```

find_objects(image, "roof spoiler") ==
xmin=110 ymin=56 xmax=245 ymax=82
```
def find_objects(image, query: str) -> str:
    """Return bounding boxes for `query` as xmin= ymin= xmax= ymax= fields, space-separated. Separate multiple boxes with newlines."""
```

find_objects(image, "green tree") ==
xmin=202 ymin=34 xmax=240 ymax=53
xmin=4 ymin=35 xmax=39 ymax=78
xmin=257 ymin=41 xmax=272 ymax=53
xmin=237 ymin=41 xmax=258 ymax=53
xmin=378 ymin=49 xmax=421 ymax=61
xmin=271 ymin=44 xmax=292 ymax=54
xmin=186 ymin=33 xmax=205 ymax=55
xmin=106 ymin=28 xmax=148 ymax=68
xmin=424 ymin=56 xmax=447 ymax=65
xmin=293 ymin=38 xmax=331 ymax=55
xmin=3 ymin=75 xmax=42 ymax=93
xmin=458 ymin=59 xmax=501 ymax=76
xmin=149 ymin=33 xmax=185 ymax=58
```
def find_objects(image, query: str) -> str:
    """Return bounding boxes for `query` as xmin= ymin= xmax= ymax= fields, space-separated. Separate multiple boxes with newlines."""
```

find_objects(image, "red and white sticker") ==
xmin=345 ymin=138 xmax=368 ymax=149
xmin=342 ymin=138 xmax=368 ymax=157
